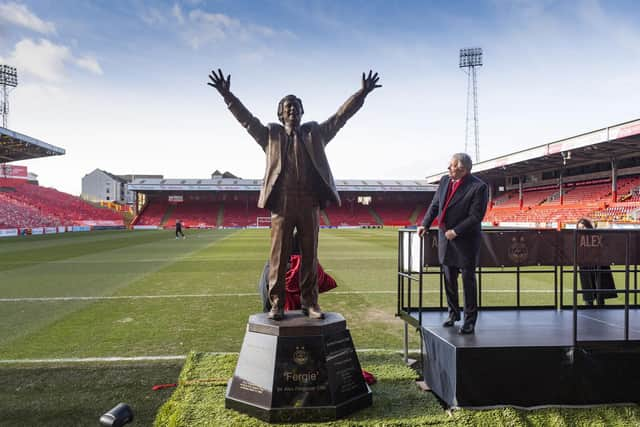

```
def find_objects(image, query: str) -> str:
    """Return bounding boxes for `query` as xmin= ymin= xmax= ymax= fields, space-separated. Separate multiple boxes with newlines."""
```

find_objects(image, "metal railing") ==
xmin=397 ymin=227 xmax=640 ymax=346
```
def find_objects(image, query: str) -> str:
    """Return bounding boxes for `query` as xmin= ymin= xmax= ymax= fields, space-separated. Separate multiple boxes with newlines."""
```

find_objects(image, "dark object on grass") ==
xmin=99 ymin=403 xmax=133 ymax=427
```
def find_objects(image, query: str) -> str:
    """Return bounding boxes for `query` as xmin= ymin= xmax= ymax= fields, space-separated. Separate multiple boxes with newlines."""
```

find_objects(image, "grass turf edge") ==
xmin=154 ymin=350 xmax=640 ymax=427
xmin=153 ymin=350 xmax=449 ymax=426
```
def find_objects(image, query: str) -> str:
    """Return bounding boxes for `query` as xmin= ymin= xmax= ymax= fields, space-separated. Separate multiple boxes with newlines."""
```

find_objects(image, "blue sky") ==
xmin=1 ymin=0 xmax=639 ymax=195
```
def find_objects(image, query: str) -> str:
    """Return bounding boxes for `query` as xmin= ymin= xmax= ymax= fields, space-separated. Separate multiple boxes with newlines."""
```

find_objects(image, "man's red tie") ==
xmin=438 ymin=178 xmax=463 ymax=229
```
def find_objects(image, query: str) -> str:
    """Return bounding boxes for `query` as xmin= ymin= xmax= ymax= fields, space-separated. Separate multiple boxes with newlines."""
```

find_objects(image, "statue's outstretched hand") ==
xmin=208 ymin=68 xmax=231 ymax=97
xmin=361 ymin=70 xmax=381 ymax=95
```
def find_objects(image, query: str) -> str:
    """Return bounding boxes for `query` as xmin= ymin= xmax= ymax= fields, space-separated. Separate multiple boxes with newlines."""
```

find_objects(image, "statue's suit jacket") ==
xmin=421 ymin=174 xmax=488 ymax=267
xmin=223 ymin=89 xmax=368 ymax=210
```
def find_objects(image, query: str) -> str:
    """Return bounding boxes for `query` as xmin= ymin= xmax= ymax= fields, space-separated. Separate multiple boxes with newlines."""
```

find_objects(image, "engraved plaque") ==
xmin=225 ymin=311 xmax=372 ymax=422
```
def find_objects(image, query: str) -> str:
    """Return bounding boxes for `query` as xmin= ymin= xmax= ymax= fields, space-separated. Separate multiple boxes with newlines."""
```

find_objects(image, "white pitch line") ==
xmin=0 ymin=355 xmax=188 ymax=364
xmin=0 ymin=349 xmax=416 ymax=364
xmin=0 ymin=289 xmax=561 ymax=302
xmin=0 ymin=294 xmax=259 ymax=302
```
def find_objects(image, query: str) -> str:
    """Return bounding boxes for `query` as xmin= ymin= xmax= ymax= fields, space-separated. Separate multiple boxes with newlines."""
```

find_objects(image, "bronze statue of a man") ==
xmin=208 ymin=68 xmax=381 ymax=320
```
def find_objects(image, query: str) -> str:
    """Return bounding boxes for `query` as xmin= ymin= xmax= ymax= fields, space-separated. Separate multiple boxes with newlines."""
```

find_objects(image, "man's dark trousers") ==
xmin=443 ymin=264 xmax=478 ymax=325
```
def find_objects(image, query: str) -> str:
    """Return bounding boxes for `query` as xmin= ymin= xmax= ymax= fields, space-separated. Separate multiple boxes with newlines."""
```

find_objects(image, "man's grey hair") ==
xmin=452 ymin=153 xmax=473 ymax=171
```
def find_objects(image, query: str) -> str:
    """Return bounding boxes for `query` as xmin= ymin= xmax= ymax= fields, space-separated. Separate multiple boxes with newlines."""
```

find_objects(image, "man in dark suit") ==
xmin=418 ymin=153 xmax=488 ymax=334
xmin=208 ymin=69 xmax=380 ymax=321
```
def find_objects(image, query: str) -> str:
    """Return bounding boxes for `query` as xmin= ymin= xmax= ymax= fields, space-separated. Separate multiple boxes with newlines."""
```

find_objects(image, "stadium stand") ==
xmin=484 ymin=176 xmax=640 ymax=225
xmin=615 ymin=176 xmax=640 ymax=202
xmin=0 ymin=181 xmax=123 ymax=228
xmin=491 ymin=190 xmax=519 ymax=207
xmin=561 ymin=180 xmax=610 ymax=205
xmin=130 ymin=174 xmax=640 ymax=228
xmin=220 ymin=201 xmax=269 ymax=227
xmin=621 ymin=192 xmax=640 ymax=203
xmin=224 ymin=202 xmax=271 ymax=227
xmin=164 ymin=202 xmax=220 ymax=228
xmin=591 ymin=202 xmax=640 ymax=223
xmin=127 ymin=178 xmax=433 ymax=228
xmin=0 ymin=192 xmax=59 ymax=227
xmin=134 ymin=200 xmax=169 ymax=226
xmin=126 ymin=116 xmax=640 ymax=229
xmin=522 ymin=187 xmax=557 ymax=207
xmin=133 ymin=197 xmax=273 ymax=228
xmin=323 ymin=203 xmax=377 ymax=227
xmin=371 ymin=201 xmax=417 ymax=226
xmin=486 ymin=206 xmax=596 ymax=224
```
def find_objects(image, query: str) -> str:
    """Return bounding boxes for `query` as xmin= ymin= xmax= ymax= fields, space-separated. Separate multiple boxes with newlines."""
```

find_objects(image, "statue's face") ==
xmin=282 ymin=98 xmax=302 ymax=127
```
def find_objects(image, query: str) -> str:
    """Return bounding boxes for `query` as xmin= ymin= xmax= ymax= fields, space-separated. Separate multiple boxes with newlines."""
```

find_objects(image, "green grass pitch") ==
xmin=0 ymin=229 xmax=638 ymax=426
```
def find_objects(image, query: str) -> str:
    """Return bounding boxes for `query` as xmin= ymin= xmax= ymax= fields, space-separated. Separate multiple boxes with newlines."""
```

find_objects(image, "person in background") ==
xmin=577 ymin=218 xmax=617 ymax=306
xmin=175 ymin=219 xmax=185 ymax=239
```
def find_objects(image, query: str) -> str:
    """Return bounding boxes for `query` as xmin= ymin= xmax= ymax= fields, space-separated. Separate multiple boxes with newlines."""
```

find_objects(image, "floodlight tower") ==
xmin=0 ymin=65 xmax=18 ymax=128
xmin=459 ymin=48 xmax=482 ymax=162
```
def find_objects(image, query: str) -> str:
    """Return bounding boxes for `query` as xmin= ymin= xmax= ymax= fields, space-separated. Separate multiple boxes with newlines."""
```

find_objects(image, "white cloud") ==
xmin=577 ymin=0 xmax=640 ymax=56
xmin=0 ymin=1 xmax=56 ymax=34
xmin=11 ymin=38 xmax=69 ymax=82
xmin=185 ymin=10 xmax=241 ymax=48
xmin=74 ymin=55 xmax=103 ymax=75
xmin=6 ymin=38 xmax=103 ymax=82
xmin=178 ymin=8 xmax=294 ymax=49
xmin=172 ymin=3 xmax=184 ymax=25
xmin=491 ymin=0 xmax=557 ymax=18
xmin=140 ymin=4 xmax=294 ymax=50
xmin=140 ymin=7 xmax=166 ymax=26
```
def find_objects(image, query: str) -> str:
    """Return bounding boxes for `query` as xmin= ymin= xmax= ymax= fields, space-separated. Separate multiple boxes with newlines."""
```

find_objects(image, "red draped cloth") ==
xmin=282 ymin=256 xmax=374 ymax=384
xmin=284 ymin=255 xmax=337 ymax=311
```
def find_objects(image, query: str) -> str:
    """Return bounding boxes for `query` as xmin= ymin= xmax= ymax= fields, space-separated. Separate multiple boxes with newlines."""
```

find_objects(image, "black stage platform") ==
xmin=407 ymin=308 xmax=640 ymax=408
xmin=409 ymin=309 xmax=640 ymax=345
xmin=397 ymin=228 xmax=640 ymax=408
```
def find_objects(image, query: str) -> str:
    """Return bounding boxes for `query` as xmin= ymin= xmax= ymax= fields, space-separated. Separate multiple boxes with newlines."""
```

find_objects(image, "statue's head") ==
xmin=277 ymin=94 xmax=304 ymax=127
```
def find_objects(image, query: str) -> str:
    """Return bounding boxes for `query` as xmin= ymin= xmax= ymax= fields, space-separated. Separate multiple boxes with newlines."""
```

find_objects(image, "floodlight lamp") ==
xmin=0 ymin=65 xmax=18 ymax=87
xmin=459 ymin=48 xmax=483 ymax=68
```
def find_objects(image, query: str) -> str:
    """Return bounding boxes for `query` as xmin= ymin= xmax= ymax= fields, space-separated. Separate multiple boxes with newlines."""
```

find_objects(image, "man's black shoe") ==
xmin=459 ymin=323 xmax=475 ymax=334
xmin=442 ymin=314 xmax=460 ymax=327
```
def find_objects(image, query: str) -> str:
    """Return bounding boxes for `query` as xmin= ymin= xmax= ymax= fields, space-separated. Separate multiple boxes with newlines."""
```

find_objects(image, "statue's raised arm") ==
xmin=207 ymin=68 xmax=231 ymax=98
xmin=207 ymin=68 xmax=268 ymax=148
xmin=320 ymin=70 xmax=381 ymax=144
xmin=204 ymin=67 xmax=381 ymax=322
xmin=361 ymin=70 xmax=382 ymax=95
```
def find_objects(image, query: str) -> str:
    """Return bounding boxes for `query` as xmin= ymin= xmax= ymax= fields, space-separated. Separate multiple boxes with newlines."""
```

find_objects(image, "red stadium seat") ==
xmin=0 ymin=182 xmax=123 ymax=228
